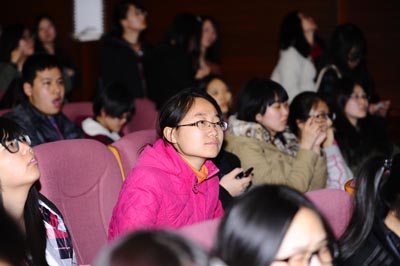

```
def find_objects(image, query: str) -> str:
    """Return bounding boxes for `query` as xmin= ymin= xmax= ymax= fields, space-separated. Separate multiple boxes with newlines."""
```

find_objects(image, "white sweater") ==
xmin=271 ymin=46 xmax=316 ymax=102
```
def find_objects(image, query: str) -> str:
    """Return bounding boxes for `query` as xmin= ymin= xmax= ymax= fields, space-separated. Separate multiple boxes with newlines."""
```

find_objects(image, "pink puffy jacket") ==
xmin=108 ymin=139 xmax=224 ymax=240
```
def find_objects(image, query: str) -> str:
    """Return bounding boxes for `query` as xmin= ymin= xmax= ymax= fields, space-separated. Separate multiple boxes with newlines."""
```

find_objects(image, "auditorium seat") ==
xmin=34 ymin=139 xmax=123 ymax=265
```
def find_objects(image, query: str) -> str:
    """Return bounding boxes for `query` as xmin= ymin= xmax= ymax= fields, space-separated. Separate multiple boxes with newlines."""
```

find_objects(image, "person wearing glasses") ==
xmin=316 ymin=23 xmax=390 ymax=117
xmin=225 ymin=78 xmax=326 ymax=192
xmin=288 ymin=91 xmax=353 ymax=190
xmin=330 ymin=78 xmax=394 ymax=175
xmin=340 ymin=154 xmax=400 ymax=265
xmin=215 ymin=185 xmax=339 ymax=266
xmin=0 ymin=117 xmax=76 ymax=265
xmin=108 ymin=88 xmax=227 ymax=239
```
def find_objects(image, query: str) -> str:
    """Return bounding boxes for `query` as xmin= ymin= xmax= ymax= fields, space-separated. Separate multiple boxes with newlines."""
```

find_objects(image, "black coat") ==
xmin=4 ymin=101 xmax=83 ymax=146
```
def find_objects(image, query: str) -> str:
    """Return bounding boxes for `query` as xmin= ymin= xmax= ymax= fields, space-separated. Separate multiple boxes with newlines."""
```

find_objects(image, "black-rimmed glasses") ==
xmin=1 ymin=135 xmax=31 ymax=153
xmin=176 ymin=120 xmax=228 ymax=131
xmin=273 ymin=243 xmax=338 ymax=266
xmin=309 ymin=112 xmax=336 ymax=121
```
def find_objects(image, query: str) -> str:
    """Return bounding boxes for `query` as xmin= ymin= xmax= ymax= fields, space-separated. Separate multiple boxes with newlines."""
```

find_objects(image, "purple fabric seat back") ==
xmin=123 ymin=98 xmax=158 ymax=134
xmin=306 ymin=188 xmax=353 ymax=239
xmin=62 ymin=101 xmax=93 ymax=125
xmin=111 ymin=129 xmax=158 ymax=177
xmin=177 ymin=218 xmax=221 ymax=251
xmin=34 ymin=139 xmax=123 ymax=265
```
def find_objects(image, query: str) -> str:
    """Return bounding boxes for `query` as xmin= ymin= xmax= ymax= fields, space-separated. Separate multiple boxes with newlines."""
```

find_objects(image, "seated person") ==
xmin=108 ymin=89 xmax=224 ymax=239
xmin=288 ymin=91 xmax=353 ymax=190
xmin=224 ymin=78 xmax=326 ymax=192
xmin=197 ymin=76 xmax=251 ymax=209
xmin=4 ymin=53 xmax=82 ymax=146
xmin=0 ymin=207 xmax=26 ymax=266
xmin=215 ymin=185 xmax=339 ymax=266
xmin=81 ymin=82 xmax=135 ymax=145
xmin=340 ymin=154 xmax=400 ymax=265
xmin=0 ymin=117 xmax=76 ymax=265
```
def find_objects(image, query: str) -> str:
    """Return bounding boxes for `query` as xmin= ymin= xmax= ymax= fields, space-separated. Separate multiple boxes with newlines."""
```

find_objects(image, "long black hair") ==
xmin=194 ymin=15 xmax=221 ymax=64
xmin=278 ymin=11 xmax=311 ymax=58
xmin=0 ymin=117 xmax=48 ymax=266
xmin=331 ymin=78 xmax=392 ymax=172
xmin=33 ymin=14 xmax=61 ymax=54
xmin=215 ymin=185 xmax=338 ymax=266
xmin=340 ymin=154 xmax=400 ymax=260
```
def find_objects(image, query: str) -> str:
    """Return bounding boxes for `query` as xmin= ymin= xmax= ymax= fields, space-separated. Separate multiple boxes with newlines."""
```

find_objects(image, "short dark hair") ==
xmin=93 ymin=82 xmax=135 ymax=118
xmin=236 ymin=78 xmax=288 ymax=122
xmin=215 ymin=185 xmax=337 ymax=266
xmin=288 ymin=91 xmax=323 ymax=136
xmin=278 ymin=11 xmax=311 ymax=58
xmin=158 ymin=87 xmax=223 ymax=140
xmin=96 ymin=230 xmax=212 ymax=266
xmin=22 ymin=53 xmax=62 ymax=85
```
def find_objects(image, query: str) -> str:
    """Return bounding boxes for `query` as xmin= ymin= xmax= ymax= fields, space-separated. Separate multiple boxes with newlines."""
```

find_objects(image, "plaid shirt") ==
xmin=38 ymin=195 xmax=77 ymax=266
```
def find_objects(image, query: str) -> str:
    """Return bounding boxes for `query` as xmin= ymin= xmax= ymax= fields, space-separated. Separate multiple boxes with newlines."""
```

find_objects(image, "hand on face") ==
xmin=299 ymin=117 xmax=327 ymax=153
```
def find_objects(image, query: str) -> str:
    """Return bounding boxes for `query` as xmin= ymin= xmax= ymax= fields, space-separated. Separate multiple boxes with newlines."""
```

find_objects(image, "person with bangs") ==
xmin=0 ymin=117 xmax=76 ymax=266
xmin=224 ymin=78 xmax=326 ymax=192
xmin=108 ymin=88 xmax=226 ymax=239
xmin=81 ymin=82 xmax=135 ymax=145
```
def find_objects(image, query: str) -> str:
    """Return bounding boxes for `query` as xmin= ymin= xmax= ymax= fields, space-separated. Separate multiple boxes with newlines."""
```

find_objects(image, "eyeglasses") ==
xmin=1 ymin=135 xmax=31 ymax=154
xmin=273 ymin=243 xmax=338 ymax=266
xmin=309 ymin=112 xmax=336 ymax=121
xmin=349 ymin=94 xmax=369 ymax=101
xmin=176 ymin=120 xmax=228 ymax=131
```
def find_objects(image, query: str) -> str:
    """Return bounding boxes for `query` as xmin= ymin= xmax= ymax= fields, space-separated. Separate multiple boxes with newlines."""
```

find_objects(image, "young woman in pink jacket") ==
xmin=109 ymin=88 xmax=227 ymax=239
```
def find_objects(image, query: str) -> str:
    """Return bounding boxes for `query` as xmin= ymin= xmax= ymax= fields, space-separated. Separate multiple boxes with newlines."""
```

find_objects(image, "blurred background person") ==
xmin=34 ymin=14 xmax=78 ymax=100
xmin=215 ymin=185 xmax=339 ymax=266
xmin=0 ymin=24 xmax=34 ymax=106
xmin=317 ymin=23 xmax=390 ymax=117
xmin=194 ymin=15 xmax=221 ymax=80
xmin=101 ymin=0 xmax=149 ymax=100
xmin=340 ymin=154 xmax=400 ymax=265
xmin=289 ymin=91 xmax=353 ymax=190
xmin=271 ymin=11 xmax=318 ymax=102
xmin=146 ymin=13 xmax=200 ymax=109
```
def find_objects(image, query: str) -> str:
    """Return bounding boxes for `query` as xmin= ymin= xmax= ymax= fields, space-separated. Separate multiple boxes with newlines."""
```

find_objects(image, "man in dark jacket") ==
xmin=4 ymin=53 xmax=82 ymax=146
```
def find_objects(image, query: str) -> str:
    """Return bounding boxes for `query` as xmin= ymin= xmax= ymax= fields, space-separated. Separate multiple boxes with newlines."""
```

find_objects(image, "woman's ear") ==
xmin=255 ymin=113 xmax=263 ymax=124
xmin=163 ymin=127 xmax=176 ymax=143
xmin=296 ymin=119 xmax=305 ymax=131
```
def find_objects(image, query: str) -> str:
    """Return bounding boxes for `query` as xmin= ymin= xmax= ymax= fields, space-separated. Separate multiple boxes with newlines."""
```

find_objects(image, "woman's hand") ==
xmin=369 ymin=100 xmax=391 ymax=117
xmin=299 ymin=117 xmax=327 ymax=154
xmin=220 ymin=168 xmax=252 ymax=197
xmin=322 ymin=126 xmax=334 ymax=148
